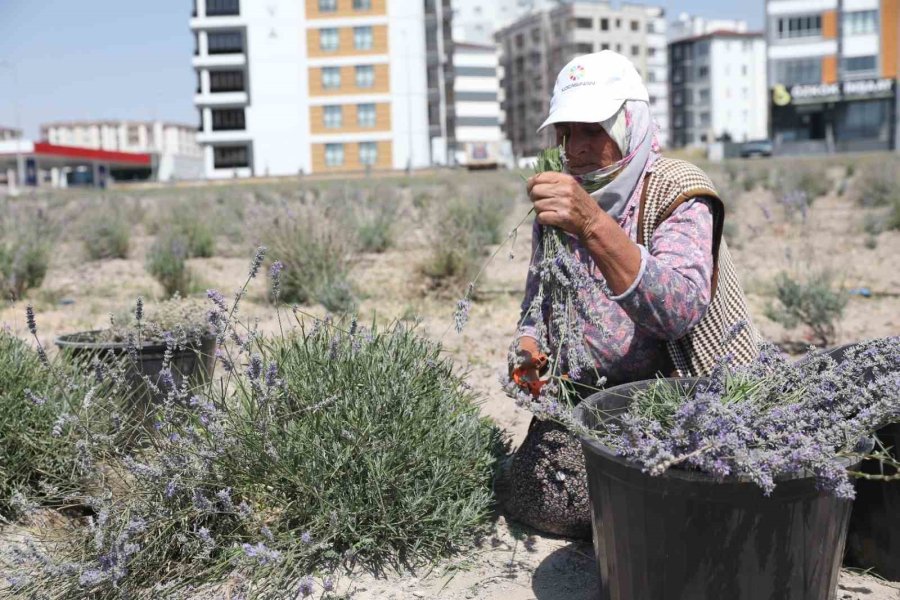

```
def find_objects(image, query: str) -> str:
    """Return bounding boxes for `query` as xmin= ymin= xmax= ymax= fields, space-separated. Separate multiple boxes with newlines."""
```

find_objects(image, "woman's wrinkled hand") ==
xmin=527 ymin=172 xmax=603 ymax=240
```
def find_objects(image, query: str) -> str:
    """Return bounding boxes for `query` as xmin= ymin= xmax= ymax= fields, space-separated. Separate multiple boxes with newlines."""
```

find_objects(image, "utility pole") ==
xmin=0 ymin=60 xmax=24 ymax=189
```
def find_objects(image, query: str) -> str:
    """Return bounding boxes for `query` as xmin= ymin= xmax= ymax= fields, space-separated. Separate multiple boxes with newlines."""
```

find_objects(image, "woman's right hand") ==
xmin=510 ymin=336 xmax=548 ymax=394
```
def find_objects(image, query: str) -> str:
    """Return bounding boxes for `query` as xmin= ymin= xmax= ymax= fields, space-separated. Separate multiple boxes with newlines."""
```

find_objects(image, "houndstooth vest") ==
xmin=638 ymin=158 xmax=761 ymax=377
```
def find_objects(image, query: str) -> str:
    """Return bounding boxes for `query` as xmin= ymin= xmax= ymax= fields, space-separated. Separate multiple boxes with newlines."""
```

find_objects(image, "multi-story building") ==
xmin=0 ymin=127 xmax=22 ymax=142
xmin=669 ymin=30 xmax=768 ymax=148
xmin=668 ymin=13 xmax=749 ymax=42
xmin=497 ymin=1 xmax=668 ymax=159
xmin=40 ymin=120 xmax=203 ymax=180
xmin=767 ymin=0 xmax=900 ymax=154
xmin=190 ymin=0 xmax=453 ymax=178
xmin=451 ymin=0 xmax=555 ymax=46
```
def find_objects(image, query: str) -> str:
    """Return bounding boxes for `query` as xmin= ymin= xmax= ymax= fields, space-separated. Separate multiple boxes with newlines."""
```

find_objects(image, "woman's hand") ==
xmin=527 ymin=172 xmax=605 ymax=240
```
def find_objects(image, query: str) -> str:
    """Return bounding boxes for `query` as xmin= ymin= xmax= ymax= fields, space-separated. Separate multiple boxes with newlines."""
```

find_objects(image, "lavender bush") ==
xmin=3 ymin=249 xmax=500 ymax=598
xmin=146 ymin=233 xmax=192 ymax=297
xmin=765 ymin=269 xmax=848 ymax=347
xmin=81 ymin=208 xmax=130 ymax=260
xmin=0 ymin=207 xmax=55 ymax=301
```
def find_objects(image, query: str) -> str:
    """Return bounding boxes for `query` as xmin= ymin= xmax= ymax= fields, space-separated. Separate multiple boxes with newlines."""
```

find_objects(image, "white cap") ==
xmin=538 ymin=51 xmax=649 ymax=133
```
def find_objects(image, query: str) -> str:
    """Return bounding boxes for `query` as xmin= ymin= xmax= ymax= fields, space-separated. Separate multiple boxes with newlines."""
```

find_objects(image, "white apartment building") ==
xmin=497 ymin=2 xmax=669 ymax=158
xmin=451 ymin=0 xmax=556 ymax=46
xmin=190 ymin=0 xmax=453 ymax=178
xmin=669 ymin=30 xmax=769 ymax=147
xmin=0 ymin=127 xmax=22 ymax=142
xmin=41 ymin=120 xmax=204 ymax=181
xmin=452 ymin=42 xmax=512 ymax=167
xmin=668 ymin=13 xmax=750 ymax=42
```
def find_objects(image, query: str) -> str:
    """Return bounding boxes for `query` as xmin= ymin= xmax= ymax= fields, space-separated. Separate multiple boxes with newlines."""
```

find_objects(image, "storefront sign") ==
xmin=772 ymin=78 xmax=895 ymax=106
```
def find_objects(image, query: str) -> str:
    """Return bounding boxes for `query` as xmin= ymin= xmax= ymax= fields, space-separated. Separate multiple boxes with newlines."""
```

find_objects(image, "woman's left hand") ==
xmin=527 ymin=172 xmax=604 ymax=240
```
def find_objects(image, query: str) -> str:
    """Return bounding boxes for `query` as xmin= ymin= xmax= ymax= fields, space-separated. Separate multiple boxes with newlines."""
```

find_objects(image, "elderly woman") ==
xmin=504 ymin=51 xmax=758 ymax=538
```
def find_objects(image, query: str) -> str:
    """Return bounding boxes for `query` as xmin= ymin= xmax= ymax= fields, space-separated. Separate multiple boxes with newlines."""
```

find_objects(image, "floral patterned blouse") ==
xmin=516 ymin=174 xmax=714 ymax=387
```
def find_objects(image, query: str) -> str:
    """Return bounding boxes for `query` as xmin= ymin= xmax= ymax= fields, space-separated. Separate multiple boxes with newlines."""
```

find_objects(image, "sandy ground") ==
xmin=2 ymin=166 xmax=899 ymax=598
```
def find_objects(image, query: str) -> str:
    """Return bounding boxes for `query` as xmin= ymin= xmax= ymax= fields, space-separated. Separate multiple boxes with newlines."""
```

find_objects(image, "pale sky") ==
xmin=0 ymin=0 xmax=764 ymax=138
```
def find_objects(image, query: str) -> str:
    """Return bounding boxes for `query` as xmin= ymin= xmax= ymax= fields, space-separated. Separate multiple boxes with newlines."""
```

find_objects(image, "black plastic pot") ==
xmin=55 ymin=331 xmax=216 ymax=405
xmin=812 ymin=344 xmax=900 ymax=580
xmin=574 ymin=378 xmax=853 ymax=600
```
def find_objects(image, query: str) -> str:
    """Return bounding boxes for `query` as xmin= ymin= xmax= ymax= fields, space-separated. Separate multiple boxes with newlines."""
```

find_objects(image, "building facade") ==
xmin=669 ymin=31 xmax=768 ymax=148
xmin=766 ymin=0 xmax=900 ymax=154
xmin=0 ymin=127 xmax=22 ymax=142
xmin=451 ymin=0 xmax=555 ymax=46
xmin=190 ymin=0 xmax=453 ymax=178
xmin=41 ymin=120 xmax=203 ymax=180
xmin=497 ymin=1 xmax=668 ymax=159
xmin=668 ymin=13 xmax=749 ymax=42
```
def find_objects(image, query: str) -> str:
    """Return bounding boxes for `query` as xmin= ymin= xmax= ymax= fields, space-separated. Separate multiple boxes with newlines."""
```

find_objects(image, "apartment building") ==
xmin=0 ymin=127 xmax=22 ymax=142
xmin=190 ymin=0 xmax=453 ymax=178
xmin=497 ymin=1 xmax=668 ymax=159
xmin=669 ymin=31 xmax=768 ymax=147
xmin=41 ymin=120 xmax=203 ymax=180
xmin=669 ymin=13 xmax=749 ymax=42
xmin=451 ymin=0 xmax=556 ymax=46
xmin=767 ymin=0 xmax=900 ymax=154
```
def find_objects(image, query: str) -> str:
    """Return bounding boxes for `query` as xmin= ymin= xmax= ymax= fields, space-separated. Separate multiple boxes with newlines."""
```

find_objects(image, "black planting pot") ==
xmin=54 ymin=331 xmax=217 ymax=406
xmin=808 ymin=343 xmax=900 ymax=580
xmin=573 ymin=378 xmax=853 ymax=600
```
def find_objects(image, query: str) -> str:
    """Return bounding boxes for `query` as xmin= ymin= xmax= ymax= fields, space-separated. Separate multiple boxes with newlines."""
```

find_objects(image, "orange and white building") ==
xmin=767 ymin=0 xmax=900 ymax=153
xmin=190 ymin=0 xmax=454 ymax=178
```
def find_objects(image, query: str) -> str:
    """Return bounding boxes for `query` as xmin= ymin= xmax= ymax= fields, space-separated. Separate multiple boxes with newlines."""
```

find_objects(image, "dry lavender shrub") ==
xmin=765 ymin=269 xmax=848 ymax=347
xmin=81 ymin=207 xmax=131 ymax=260
xmin=0 ymin=205 xmax=55 ymax=301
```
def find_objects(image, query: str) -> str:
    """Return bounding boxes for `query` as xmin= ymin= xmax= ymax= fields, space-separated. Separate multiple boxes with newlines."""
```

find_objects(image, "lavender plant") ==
xmin=765 ymin=269 xmax=848 ymax=347
xmin=571 ymin=337 xmax=900 ymax=499
xmin=0 ymin=207 xmax=55 ymax=301
xmin=4 ymin=248 xmax=501 ymax=598
xmin=146 ymin=233 xmax=192 ymax=297
xmin=81 ymin=208 xmax=130 ymax=260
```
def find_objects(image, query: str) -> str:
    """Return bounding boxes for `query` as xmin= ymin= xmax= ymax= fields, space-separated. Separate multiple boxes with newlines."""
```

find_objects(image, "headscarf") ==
xmin=562 ymin=100 xmax=661 ymax=222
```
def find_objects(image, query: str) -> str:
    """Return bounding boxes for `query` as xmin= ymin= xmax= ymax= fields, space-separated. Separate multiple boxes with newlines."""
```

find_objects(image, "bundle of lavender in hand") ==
xmin=511 ymin=146 xmax=609 ymax=403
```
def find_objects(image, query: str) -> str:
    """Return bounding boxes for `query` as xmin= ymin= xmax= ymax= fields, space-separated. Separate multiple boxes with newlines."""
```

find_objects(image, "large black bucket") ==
xmin=811 ymin=344 xmax=900 ymax=580
xmin=574 ymin=378 xmax=853 ymax=600
xmin=55 ymin=331 xmax=217 ymax=406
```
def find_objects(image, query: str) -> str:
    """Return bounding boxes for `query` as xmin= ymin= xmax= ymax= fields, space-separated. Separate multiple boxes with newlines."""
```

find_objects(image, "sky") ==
xmin=0 ymin=0 xmax=764 ymax=138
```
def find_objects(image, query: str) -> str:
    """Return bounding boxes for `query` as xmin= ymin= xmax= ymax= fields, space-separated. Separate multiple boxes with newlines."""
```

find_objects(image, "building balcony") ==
xmin=192 ymin=54 xmax=246 ymax=69
xmin=189 ymin=16 xmax=243 ymax=30
xmin=196 ymin=130 xmax=252 ymax=145
xmin=194 ymin=91 xmax=249 ymax=106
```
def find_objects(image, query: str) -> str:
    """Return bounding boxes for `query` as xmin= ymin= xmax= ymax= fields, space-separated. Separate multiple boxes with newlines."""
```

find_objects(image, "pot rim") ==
xmin=573 ymin=377 xmax=858 ymax=486
xmin=54 ymin=330 xmax=215 ymax=352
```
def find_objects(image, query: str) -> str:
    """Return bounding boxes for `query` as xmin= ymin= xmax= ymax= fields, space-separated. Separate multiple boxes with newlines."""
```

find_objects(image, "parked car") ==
xmin=740 ymin=139 xmax=774 ymax=158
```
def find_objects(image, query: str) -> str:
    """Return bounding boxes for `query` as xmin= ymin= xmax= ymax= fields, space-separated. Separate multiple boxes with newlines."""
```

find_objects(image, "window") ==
xmin=214 ymin=145 xmax=249 ymax=169
xmin=631 ymin=20 xmax=639 ymax=31
xmin=776 ymin=15 xmax=822 ymax=39
xmin=515 ymin=33 xmax=524 ymax=48
xmin=209 ymin=70 xmax=245 ymax=92
xmin=321 ymin=66 xmax=341 ymax=88
xmin=576 ymin=43 xmax=593 ymax=53
xmin=697 ymin=41 xmax=709 ymax=56
xmin=211 ymin=108 xmax=245 ymax=131
xmin=837 ymin=99 xmax=888 ymax=140
xmin=632 ymin=45 xmax=639 ymax=56
xmin=353 ymin=0 xmax=372 ymax=9
xmin=357 ymin=103 xmax=376 ymax=127
xmin=207 ymin=31 xmax=243 ymax=54
xmin=325 ymin=143 xmax=344 ymax=167
xmin=354 ymin=26 xmax=373 ymax=50
xmin=601 ymin=43 xmax=610 ymax=50
xmin=318 ymin=0 xmax=337 ymax=11
xmin=359 ymin=141 xmax=378 ymax=166
xmin=320 ymin=28 xmax=339 ymax=51
xmin=530 ymin=27 xmax=541 ymax=42
xmin=700 ymin=112 xmax=710 ymax=127
xmin=324 ymin=105 xmax=343 ymax=128
xmin=206 ymin=0 xmax=239 ymax=16
xmin=843 ymin=55 xmax=877 ymax=74
xmin=844 ymin=10 xmax=878 ymax=35
xmin=616 ymin=43 xmax=622 ymax=52
xmin=576 ymin=18 xmax=592 ymax=29
xmin=698 ymin=66 xmax=709 ymax=78
xmin=600 ymin=18 xmax=609 ymax=30
xmin=647 ymin=21 xmax=655 ymax=33
xmin=648 ymin=47 xmax=656 ymax=57
xmin=615 ymin=18 xmax=621 ymax=28
xmin=699 ymin=88 xmax=710 ymax=103
xmin=774 ymin=58 xmax=821 ymax=85
xmin=648 ymin=70 xmax=656 ymax=82
xmin=355 ymin=65 xmax=374 ymax=87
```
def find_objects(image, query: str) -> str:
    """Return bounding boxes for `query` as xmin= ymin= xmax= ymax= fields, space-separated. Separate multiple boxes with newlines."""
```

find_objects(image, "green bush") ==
xmin=82 ymin=210 xmax=131 ymax=260
xmin=267 ymin=205 xmax=356 ymax=313
xmin=0 ymin=330 xmax=125 ymax=517
xmin=0 ymin=209 xmax=54 ymax=300
xmin=422 ymin=194 xmax=509 ymax=290
xmin=853 ymin=161 xmax=900 ymax=208
xmin=354 ymin=194 xmax=399 ymax=253
xmin=146 ymin=233 xmax=191 ymax=297
xmin=765 ymin=270 xmax=848 ymax=347
xmin=146 ymin=201 xmax=217 ymax=258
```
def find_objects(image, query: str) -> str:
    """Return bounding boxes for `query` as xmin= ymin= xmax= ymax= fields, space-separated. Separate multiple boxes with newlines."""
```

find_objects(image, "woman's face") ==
xmin=554 ymin=122 xmax=623 ymax=175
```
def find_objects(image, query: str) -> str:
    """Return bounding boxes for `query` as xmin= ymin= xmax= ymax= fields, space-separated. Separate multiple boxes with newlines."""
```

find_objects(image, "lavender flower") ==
xmin=24 ymin=388 xmax=46 ymax=406
xmin=270 ymin=260 xmax=284 ymax=298
xmin=247 ymin=353 xmax=263 ymax=380
xmin=25 ymin=305 xmax=36 ymax=335
xmin=300 ymin=530 xmax=312 ymax=545
xmin=241 ymin=541 xmax=281 ymax=565
xmin=453 ymin=293 xmax=472 ymax=334
xmin=135 ymin=297 xmax=143 ymax=323
xmin=249 ymin=246 xmax=267 ymax=279
xmin=296 ymin=576 xmax=315 ymax=597
xmin=323 ymin=577 xmax=335 ymax=592
xmin=207 ymin=288 xmax=228 ymax=312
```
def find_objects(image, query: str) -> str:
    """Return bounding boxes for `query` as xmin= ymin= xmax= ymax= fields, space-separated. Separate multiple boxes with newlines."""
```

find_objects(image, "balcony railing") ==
xmin=206 ymin=0 xmax=240 ymax=17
